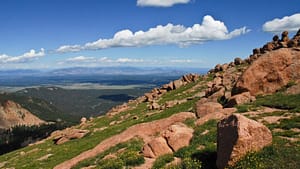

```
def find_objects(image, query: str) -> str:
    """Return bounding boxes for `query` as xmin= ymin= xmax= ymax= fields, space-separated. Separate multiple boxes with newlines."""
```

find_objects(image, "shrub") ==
xmin=96 ymin=158 xmax=124 ymax=169
xmin=119 ymin=150 xmax=144 ymax=166
xmin=181 ymin=158 xmax=202 ymax=169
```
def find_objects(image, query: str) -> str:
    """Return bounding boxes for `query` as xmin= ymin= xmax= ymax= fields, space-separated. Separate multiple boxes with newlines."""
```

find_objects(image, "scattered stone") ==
xmin=217 ymin=114 xmax=272 ymax=169
xmin=103 ymin=153 xmax=117 ymax=160
xmin=173 ymin=79 xmax=184 ymax=89
xmin=213 ymin=77 xmax=223 ymax=86
xmin=215 ymin=64 xmax=222 ymax=72
xmin=234 ymin=57 xmax=243 ymax=65
xmin=225 ymin=92 xmax=255 ymax=107
xmin=80 ymin=117 xmax=87 ymax=124
xmin=148 ymin=102 xmax=160 ymax=110
xmin=38 ymin=154 xmax=53 ymax=161
xmin=285 ymin=83 xmax=300 ymax=95
xmin=20 ymin=151 xmax=26 ymax=156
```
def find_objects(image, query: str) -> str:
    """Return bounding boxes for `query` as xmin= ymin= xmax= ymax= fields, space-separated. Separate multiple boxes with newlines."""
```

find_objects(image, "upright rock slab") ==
xmin=216 ymin=114 xmax=272 ymax=169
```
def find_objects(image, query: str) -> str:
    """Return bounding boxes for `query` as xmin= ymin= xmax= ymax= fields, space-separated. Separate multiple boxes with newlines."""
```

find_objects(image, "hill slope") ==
xmin=0 ymin=30 xmax=300 ymax=169
xmin=0 ymin=100 xmax=44 ymax=129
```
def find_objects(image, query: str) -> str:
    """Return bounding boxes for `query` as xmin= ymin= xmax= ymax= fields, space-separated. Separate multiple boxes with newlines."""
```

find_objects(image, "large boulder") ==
xmin=234 ymin=48 xmax=300 ymax=95
xmin=162 ymin=123 xmax=193 ymax=151
xmin=143 ymin=137 xmax=173 ymax=158
xmin=216 ymin=114 xmax=272 ymax=169
xmin=196 ymin=101 xmax=223 ymax=117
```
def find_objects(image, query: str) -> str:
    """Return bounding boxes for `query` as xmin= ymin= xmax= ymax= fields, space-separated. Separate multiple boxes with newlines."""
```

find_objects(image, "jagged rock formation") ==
xmin=217 ymin=114 xmax=272 ymax=169
xmin=0 ymin=100 xmax=44 ymax=129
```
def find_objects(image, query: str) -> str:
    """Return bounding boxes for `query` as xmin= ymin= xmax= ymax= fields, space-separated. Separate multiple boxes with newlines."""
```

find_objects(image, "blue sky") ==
xmin=0 ymin=0 xmax=299 ymax=69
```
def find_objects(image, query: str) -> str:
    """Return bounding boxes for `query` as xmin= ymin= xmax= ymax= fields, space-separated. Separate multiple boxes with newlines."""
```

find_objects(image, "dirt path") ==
xmin=54 ymin=112 xmax=196 ymax=169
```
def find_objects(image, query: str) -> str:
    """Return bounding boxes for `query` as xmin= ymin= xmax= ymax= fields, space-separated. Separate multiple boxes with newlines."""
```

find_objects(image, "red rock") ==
xmin=173 ymin=79 xmax=184 ymax=89
xmin=196 ymin=101 xmax=223 ymax=118
xmin=263 ymin=42 xmax=275 ymax=51
xmin=215 ymin=64 xmax=222 ymax=72
xmin=225 ymin=92 xmax=255 ymax=107
xmin=213 ymin=77 xmax=223 ymax=86
xmin=234 ymin=48 xmax=300 ymax=95
xmin=234 ymin=57 xmax=243 ymax=65
xmin=52 ymin=128 xmax=89 ymax=145
xmin=143 ymin=137 xmax=172 ymax=158
xmin=144 ymin=93 xmax=154 ymax=102
xmin=162 ymin=123 xmax=193 ymax=151
xmin=217 ymin=114 xmax=272 ymax=169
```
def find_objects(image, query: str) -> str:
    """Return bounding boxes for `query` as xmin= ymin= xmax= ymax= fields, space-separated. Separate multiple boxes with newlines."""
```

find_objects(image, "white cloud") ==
xmin=62 ymin=56 xmax=144 ymax=64
xmin=66 ymin=56 xmax=95 ymax=62
xmin=57 ymin=15 xmax=249 ymax=53
xmin=116 ymin=58 xmax=144 ymax=63
xmin=170 ymin=59 xmax=192 ymax=63
xmin=0 ymin=48 xmax=45 ymax=64
xmin=56 ymin=45 xmax=81 ymax=53
xmin=263 ymin=13 xmax=300 ymax=33
xmin=137 ymin=0 xmax=190 ymax=7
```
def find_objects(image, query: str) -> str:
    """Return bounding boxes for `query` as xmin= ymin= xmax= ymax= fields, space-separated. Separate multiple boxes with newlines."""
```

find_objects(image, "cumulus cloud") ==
xmin=263 ymin=13 xmax=300 ymax=33
xmin=0 ymin=48 xmax=45 ymax=64
xmin=56 ymin=15 xmax=249 ymax=53
xmin=137 ymin=0 xmax=190 ymax=7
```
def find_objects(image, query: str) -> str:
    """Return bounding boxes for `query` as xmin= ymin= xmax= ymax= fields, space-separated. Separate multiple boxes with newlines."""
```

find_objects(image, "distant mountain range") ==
xmin=0 ymin=67 xmax=209 ymax=77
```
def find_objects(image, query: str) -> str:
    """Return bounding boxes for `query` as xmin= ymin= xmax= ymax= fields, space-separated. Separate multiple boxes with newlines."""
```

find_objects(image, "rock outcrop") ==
xmin=234 ymin=48 xmax=300 ymax=95
xmin=0 ymin=100 xmax=44 ymax=129
xmin=216 ymin=114 xmax=272 ymax=169
xmin=51 ymin=128 xmax=90 ymax=145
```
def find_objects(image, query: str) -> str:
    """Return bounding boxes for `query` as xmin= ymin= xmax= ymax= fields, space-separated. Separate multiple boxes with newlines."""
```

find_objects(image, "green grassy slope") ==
xmin=0 ymin=77 xmax=299 ymax=169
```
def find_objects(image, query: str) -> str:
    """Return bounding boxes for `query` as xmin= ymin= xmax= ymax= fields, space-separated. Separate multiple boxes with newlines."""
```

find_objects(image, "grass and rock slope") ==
xmin=0 ymin=30 xmax=300 ymax=169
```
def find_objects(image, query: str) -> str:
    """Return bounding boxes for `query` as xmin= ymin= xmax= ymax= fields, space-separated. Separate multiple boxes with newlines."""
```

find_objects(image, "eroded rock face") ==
xmin=216 ymin=114 xmax=272 ymax=169
xmin=234 ymin=48 xmax=300 ymax=95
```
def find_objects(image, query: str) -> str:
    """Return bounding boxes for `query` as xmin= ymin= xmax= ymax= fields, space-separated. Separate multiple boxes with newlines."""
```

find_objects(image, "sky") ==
xmin=0 ymin=0 xmax=299 ymax=70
